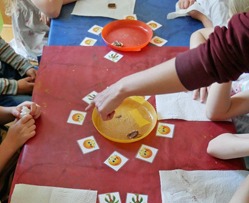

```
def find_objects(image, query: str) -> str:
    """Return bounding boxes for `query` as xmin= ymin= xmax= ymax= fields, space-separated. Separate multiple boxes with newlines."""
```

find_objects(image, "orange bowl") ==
xmin=102 ymin=19 xmax=153 ymax=51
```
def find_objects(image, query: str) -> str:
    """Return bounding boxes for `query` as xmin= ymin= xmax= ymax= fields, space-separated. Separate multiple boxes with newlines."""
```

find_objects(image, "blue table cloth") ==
xmin=48 ymin=0 xmax=203 ymax=46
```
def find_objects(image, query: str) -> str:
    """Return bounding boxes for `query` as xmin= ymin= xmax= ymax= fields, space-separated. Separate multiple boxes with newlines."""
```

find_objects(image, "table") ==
xmin=9 ymin=46 xmax=245 ymax=203
xmin=48 ymin=0 xmax=203 ymax=46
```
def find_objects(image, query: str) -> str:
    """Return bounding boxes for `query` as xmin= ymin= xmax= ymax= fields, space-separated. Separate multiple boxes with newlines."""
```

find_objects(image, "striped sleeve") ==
xmin=0 ymin=36 xmax=34 ymax=76
xmin=0 ymin=78 xmax=18 ymax=95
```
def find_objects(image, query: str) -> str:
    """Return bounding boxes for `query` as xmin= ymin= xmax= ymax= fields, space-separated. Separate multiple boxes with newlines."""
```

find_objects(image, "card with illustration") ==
xmin=104 ymin=151 xmax=128 ymax=171
xmin=150 ymin=36 xmax=168 ymax=47
xmin=88 ymin=25 xmax=103 ymax=35
xmin=82 ymin=91 xmax=98 ymax=104
xmin=146 ymin=20 xmax=162 ymax=30
xmin=136 ymin=144 xmax=158 ymax=163
xmin=99 ymin=192 xmax=121 ymax=203
xmin=104 ymin=51 xmax=123 ymax=63
xmin=156 ymin=122 xmax=175 ymax=138
xmin=80 ymin=37 xmax=97 ymax=46
xmin=126 ymin=193 xmax=148 ymax=203
xmin=77 ymin=135 xmax=99 ymax=154
xmin=67 ymin=110 xmax=87 ymax=125
xmin=123 ymin=14 xmax=137 ymax=20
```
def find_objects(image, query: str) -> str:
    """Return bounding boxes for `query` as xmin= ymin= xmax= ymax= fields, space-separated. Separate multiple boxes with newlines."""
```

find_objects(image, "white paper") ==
xmin=10 ymin=184 xmax=97 ymax=203
xmin=72 ymin=0 xmax=136 ymax=19
xmin=156 ymin=92 xmax=210 ymax=121
xmin=160 ymin=170 xmax=249 ymax=203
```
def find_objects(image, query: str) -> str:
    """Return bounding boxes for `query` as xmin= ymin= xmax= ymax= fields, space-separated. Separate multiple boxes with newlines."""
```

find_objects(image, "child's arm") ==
xmin=0 ymin=36 xmax=34 ymax=76
xmin=190 ymin=28 xmax=214 ymax=102
xmin=31 ymin=0 xmax=76 ymax=18
xmin=206 ymin=83 xmax=249 ymax=159
xmin=0 ymin=102 xmax=40 ymax=172
xmin=206 ymin=82 xmax=249 ymax=120
xmin=0 ymin=115 xmax=36 ymax=172
xmin=0 ymin=102 xmax=41 ymax=124
xmin=0 ymin=106 xmax=15 ymax=125
xmin=229 ymin=174 xmax=249 ymax=203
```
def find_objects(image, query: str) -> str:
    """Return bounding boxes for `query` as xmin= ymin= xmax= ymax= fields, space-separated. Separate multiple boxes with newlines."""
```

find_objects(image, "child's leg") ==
xmin=207 ymin=133 xmax=249 ymax=159
xmin=0 ymin=62 xmax=32 ymax=107
xmin=189 ymin=10 xmax=213 ymax=27
xmin=0 ymin=95 xmax=32 ymax=107
xmin=0 ymin=62 xmax=22 ymax=80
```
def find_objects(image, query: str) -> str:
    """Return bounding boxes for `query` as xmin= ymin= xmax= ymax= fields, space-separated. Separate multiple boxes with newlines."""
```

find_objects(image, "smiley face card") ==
xmin=146 ymin=20 xmax=162 ymax=31
xmin=99 ymin=192 xmax=121 ymax=203
xmin=104 ymin=151 xmax=128 ymax=171
xmin=80 ymin=37 xmax=97 ymax=46
xmin=67 ymin=110 xmax=87 ymax=125
xmin=77 ymin=135 xmax=99 ymax=154
xmin=150 ymin=36 xmax=168 ymax=47
xmin=156 ymin=122 xmax=175 ymax=138
xmin=136 ymin=144 xmax=158 ymax=163
xmin=88 ymin=25 xmax=103 ymax=35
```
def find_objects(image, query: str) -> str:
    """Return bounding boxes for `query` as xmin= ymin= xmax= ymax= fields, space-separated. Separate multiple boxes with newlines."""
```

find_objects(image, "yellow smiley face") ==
xmin=148 ymin=22 xmax=157 ymax=29
xmin=83 ymin=139 xmax=96 ymax=149
xmin=84 ymin=39 xmax=93 ymax=45
xmin=158 ymin=125 xmax=171 ymax=135
xmin=72 ymin=113 xmax=84 ymax=122
xmin=125 ymin=15 xmax=135 ymax=20
xmin=93 ymin=27 xmax=101 ymax=33
xmin=139 ymin=147 xmax=152 ymax=158
xmin=153 ymin=37 xmax=163 ymax=44
xmin=108 ymin=155 xmax=122 ymax=166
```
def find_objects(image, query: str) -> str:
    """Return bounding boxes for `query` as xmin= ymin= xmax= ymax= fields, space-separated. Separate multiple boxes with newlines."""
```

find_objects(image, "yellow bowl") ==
xmin=92 ymin=96 xmax=157 ymax=143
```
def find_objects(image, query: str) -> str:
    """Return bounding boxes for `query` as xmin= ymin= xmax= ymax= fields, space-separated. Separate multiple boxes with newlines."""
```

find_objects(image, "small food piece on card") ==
xmin=111 ymin=40 xmax=124 ymax=47
xmin=127 ymin=130 xmax=139 ymax=139
xmin=108 ymin=3 xmax=116 ymax=9
xmin=20 ymin=106 xmax=31 ymax=118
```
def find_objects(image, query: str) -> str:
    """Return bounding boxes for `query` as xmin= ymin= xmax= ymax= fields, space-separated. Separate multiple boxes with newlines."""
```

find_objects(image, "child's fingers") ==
xmin=30 ymin=103 xmax=41 ymax=119
xmin=19 ymin=114 xmax=33 ymax=124
xmin=85 ymin=102 xmax=95 ymax=111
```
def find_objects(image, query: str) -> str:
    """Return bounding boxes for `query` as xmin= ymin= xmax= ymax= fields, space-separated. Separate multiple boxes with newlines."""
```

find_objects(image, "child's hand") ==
xmin=5 ymin=115 xmax=36 ymax=152
xmin=13 ymin=102 xmax=41 ymax=119
xmin=40 ymin=12 xmax=50 ymax=26
xmin=26 ymin=68 xmax=37 ymax=81
xmin=178 ymin=0 xmax=195 ymax=9
xmin=17 ymin=77 xmax=35 ymax=94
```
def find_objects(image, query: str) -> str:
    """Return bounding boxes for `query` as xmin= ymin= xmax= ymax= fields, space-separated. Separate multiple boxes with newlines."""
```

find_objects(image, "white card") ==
xmin=150 ymin=36 xmax=168 ymax=47
xmin=147 ymin=20 xmax=162 ymax=30
xmin=80 ymin=37 xmax=97 ymax=46
xmin=104 ymin=51 xmax=123 ymax=63
xmin=67 ymin=110 xmax=87 ymax=125
xmin=82 ymin=91 xmax=98 ymax=104
xmin=156 ymin=122 xmax=175 ymax=138
xmin=136 ymin=144 xmax=158 ymax=163
xmin=77 ymin=135 xmax=99 ymax=154
xmin=104 ymin=151 xmax=128 ymax=171
xmin=126 ymin=193 xmax=148 ymax=203
xmin=88 ymin=25 xmax=103 ymax=35
xmin=99 ymin=192 xmax=121 ymax=203
xmin=145 ymin=95 xmax=151 ymax=100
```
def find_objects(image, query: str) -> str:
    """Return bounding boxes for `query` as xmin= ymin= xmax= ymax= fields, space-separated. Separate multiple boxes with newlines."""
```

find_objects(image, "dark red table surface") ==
xmin=9 ymin=46 xmax=245 ymax=203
